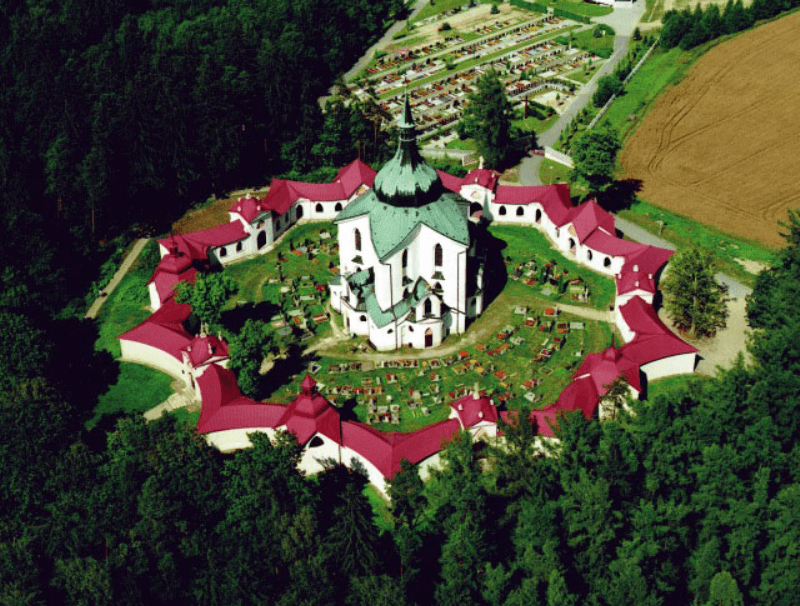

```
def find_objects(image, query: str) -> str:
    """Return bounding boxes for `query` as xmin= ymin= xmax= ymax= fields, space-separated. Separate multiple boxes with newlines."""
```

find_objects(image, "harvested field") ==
xmin=621 ymin=11 xmax=800 ymax=248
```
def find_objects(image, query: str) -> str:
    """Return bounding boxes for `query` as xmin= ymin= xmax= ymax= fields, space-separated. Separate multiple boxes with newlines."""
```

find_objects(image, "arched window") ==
xmin=603 ymin=257 xmax=611 ymax=268
xmin=587 ymin=250 xmax=593 ymax=261
xmin=309 ymin=436 xmax=324 ymax=448
xmin=334 ymin=202 xmax=343 ymax=212
xmin=535 ymin=209 xmax=542 ymax=223
xmin=516 ymin=206 xmax=524 ymax=216
xmin=434 ymin=243 xmax=443 ymax=267
xmin=236 ymin=241 xmax=243 ymax=253
xmin=404 ymin=288 xmax=410 ymax=299
xmin=499 ymin=206 xmax=507 ymax=216
xmin=315 ymin=203 xmax=323 ymax=213
xmin=424 ymin=298 xmax=432 ymax=316
xmin=402 ymin=249 xmax=408 ymax=269
xmin=354 ymin=228 xmax=362 ymax=252
xmin=360 ymin=315 xmax=367 ymax=322
xmin=434 ymin=282 xmax=442 ymax=292
xmin=219 ymin=246 xmax=227 ymax=258
xmin=296 ymin=205 xmax=303 ymax=219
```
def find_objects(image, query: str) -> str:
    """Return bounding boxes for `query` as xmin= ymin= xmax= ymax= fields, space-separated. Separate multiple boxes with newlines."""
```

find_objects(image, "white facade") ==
xmin=641 ymin=353 xmax=697 ymax=381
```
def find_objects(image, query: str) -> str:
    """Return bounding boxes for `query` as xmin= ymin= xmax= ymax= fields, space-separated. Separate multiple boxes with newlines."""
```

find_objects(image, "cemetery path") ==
xmin=85 ymin=238 xmax=149 ymax=320
xmin=312 ymin=292 xmax=612 ymax=362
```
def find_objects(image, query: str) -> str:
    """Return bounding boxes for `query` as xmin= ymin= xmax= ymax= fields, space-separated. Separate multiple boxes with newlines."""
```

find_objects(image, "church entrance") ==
xmin=425 ymin=328 xmax=433 ymax=348
xmin=257 ymin=230 xmax=267 ymax=249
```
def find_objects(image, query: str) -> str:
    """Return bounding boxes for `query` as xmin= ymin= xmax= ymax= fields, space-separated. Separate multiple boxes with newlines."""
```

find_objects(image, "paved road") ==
xmin=85 ymin=238 xmax=150 ymax=319
xmin=518 ymin=2 xmax=647 ymax=185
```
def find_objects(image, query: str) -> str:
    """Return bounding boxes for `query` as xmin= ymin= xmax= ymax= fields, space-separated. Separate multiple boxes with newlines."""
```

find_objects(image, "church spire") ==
xmin=372 ymin=92 xmax=444 ymax=208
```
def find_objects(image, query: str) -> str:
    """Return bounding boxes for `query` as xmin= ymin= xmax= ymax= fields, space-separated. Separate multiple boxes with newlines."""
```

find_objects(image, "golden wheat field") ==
xmin=621 ymin=11 xmax=800 ymax=248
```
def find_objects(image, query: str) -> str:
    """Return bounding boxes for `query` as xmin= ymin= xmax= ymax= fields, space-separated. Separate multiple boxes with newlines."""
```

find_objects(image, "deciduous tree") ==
xmin=570 ymin=127 xmax=621 ymax=193
xmin=457 ymin=68 xmax=514 ymax=169
xmin=175 ymin=272 xmax=238 ymax=327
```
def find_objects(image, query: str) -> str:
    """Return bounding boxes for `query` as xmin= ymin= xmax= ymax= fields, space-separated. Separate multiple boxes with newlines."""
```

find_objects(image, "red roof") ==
xmin=341 ymin=419 xmax=461 ymax=479
xmin=281 ymin=383 xmax=342 ymax=445
xmin=196 ymin=365 xmax=287 ymax=434
xmin=493 ymin=183 xmax=573 ymax=225
xmin=528 ymin=376 xmax=600 ymax=437
xmin=158 ymin=222 xmax=248 ymax=262
xmin=618 ymin=297 xmax=698 ymax=365
xmin=463 ymin=168 xmax=499 ymax=190
xmin=257 ymin=159 xmax=377 ymax=219
xmin=437 ymin=170 xmax=466 ymax=193
xmin=181 ymin=335 xmax=229 ymax=367
xmin=567 ymin=200 xmax=616 ymax=243
xmin=450 ymin=393 xmax=498 ymax=428
xmin=148 ymin=255 xmax=198 ymax=305
xmin=229 ymin=196 xmax=264 ymax=224
xmin=615 ymin=246 xmax=674 ymax=295
xmin=118 ymin=300 xmax=193 ymax=361
xmin=574 ymin=346 xmax=642 ymax=393
xmin=584 ymin=230 xmax=647 ymax=258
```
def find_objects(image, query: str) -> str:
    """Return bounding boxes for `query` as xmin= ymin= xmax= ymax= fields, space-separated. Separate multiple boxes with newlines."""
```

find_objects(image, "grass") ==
xmin=618 ymin=200 xmax=776 ymax=287
xmin=513 ymin=112 xmax=559 ymax=135
xmin=364 ymin=484 xmax=394 ymax=533
xmin=566 ymin=25 xmax=616 ymax=57
xmin=490 ymin=224 xmax=617 ymax=309
xmin=412 ymin=0 xmax=479 ymax=24
xmin=563 ymin=58 xmax=602 ymax=83
xmin=539 ymin=0 xmax=613 ymax=17
xmin=641 ymin=373 xmax=711 ymax=403
xmin=642 ymin=0 xmax=666 ymax=23
xmin=90 ymin=363 xmax=175 ymax=429
xmin=597 ymin=46 xmax=697 ymax=141
xmin=539 ymin=157 xmax=576 ymax=188
xmin=446 ymin=137 xmax=477 ymax=151
xmin=94 ymin=239 xmax=161 ymax=358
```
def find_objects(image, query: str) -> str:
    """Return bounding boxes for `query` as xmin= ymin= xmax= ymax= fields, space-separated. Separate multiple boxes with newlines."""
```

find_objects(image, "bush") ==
xmin=592 ymin=74 xmax=623 ymax=107
xmin=491 ymin=3 xmax=499 ymax=14
xmin=439 ymin=21 xmax=452 ymax=31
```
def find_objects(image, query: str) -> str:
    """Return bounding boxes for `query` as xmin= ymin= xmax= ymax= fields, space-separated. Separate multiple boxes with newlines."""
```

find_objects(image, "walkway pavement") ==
xmin=85 ymin=238 xmax=150 ymax=319
xmin=518 ymin=2 xmax=647 ymax=186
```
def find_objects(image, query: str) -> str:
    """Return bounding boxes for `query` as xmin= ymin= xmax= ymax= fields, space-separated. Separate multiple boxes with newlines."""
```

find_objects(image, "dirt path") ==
xmin=85 ymin=238 xmax=149 ymax=319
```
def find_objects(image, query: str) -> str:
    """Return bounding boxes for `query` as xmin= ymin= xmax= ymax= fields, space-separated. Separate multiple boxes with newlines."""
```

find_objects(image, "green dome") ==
xmin=373 ymin=95 xmax=445 ymax=208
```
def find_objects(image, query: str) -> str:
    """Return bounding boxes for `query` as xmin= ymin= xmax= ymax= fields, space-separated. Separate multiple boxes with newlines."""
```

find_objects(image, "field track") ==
xmin=621 ymin=11 xmax=800 ymax=248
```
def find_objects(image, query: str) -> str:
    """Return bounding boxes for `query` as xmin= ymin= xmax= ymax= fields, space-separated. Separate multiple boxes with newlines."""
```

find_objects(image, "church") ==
xmin=329 ymin=96 xmax=486 ymax=350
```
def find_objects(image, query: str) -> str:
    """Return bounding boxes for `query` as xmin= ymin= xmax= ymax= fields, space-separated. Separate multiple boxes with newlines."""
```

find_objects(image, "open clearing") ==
xmin=621 ymin=11 xmax=800 ymax=248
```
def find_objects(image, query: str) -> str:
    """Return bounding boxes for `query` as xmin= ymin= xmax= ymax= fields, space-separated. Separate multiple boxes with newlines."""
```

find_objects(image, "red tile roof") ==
xmin=584 ymin=230 xmax=647 ymax=258
xmin=341 ymin=419 xmax=461 ymax=479
xmin=567 ymin=200 xmax=616 ymax=243
xmin=148 ymin=253 xmax=198 ymax=305
xmin=615 ymin=246 xmax=674 ymax=295
xmin=118 ymin=300 xmax=193 ymax=361
xmin=450 ymin=393 xmax=498 ymax=428
xmin=181 ymin=335 xmax=229 ymax=368
xmin=463 ymin=168 xmax=499 ymax=190
xmin=494 ymin=183 xmax=573 ymax=225
xmin=529 ymin=375 xmax=600 ymax=437
xmin=618 ymin=297 xmax=699 ymax=365
xmin=574 ymin=346 xmax=642 ymax=393
xmin=437 ymin=170 xmax=467 ymax=193
xmin=158 ymin=222 xmax=248 ymax=262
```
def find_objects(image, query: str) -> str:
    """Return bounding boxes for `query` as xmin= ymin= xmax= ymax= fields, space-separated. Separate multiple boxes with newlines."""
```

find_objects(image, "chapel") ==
xmin=329 ymin=95 xmax=485 ymax=350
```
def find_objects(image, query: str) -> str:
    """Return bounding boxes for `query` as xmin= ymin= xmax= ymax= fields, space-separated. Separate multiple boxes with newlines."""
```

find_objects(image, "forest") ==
xmin=2 ymin=1 xmax=800 ymax=604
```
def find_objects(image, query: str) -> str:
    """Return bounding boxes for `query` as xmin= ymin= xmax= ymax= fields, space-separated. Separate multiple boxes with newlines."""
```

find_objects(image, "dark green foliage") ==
xmin=592 ymin=74 xmax=624 ymax=107
xmin=570 ymin=127 xmax=621 ymax=193
xmin=457 ymin=68 xmax=514 ymax=169
xmin=175 ymin=272 xmax=238 ymax=327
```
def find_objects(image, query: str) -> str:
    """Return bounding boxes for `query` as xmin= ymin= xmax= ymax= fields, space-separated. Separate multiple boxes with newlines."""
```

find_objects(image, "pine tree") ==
xmin=661 ymin=246 xmax=729 ymax=338
xmin=457 ymin=68 xmax=514 ymax=169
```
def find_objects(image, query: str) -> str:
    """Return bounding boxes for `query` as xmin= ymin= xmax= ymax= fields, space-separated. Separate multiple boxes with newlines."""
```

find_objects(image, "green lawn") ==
xmin=513 ymin=112 xmax=559 ymax=136
xmin=641 ymin=373 xmax=711 ymax=404
xmin=412 ymin=0 xmax=480 ymax=24
xmin=540 ymin=0 xmax=613 ymax=17
xmin=490 ymin=224 xmax=617 ymax=309
xmin=597 ymin=46 xmax=697 ymax=141
xmin=445 ymin=137 xmax=476 ymax=151
xmin=90 ymin=239 xmax=178 ymax=428
xmin=90 ymin=363 xmax=175 ymax=429
xmin=562 ymin=25 xmax=615 ymax=57
xmin=618 ymin=201 xmax=776 ymax=288
xmin=364 ymin=485 xmax=394 ymax=533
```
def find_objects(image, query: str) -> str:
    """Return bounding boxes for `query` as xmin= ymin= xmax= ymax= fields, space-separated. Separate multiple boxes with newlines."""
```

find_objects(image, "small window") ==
xmin=434 ymin=282 xmax=442 ymax=291
xmin=516 ymin=207 xmax=524 ymax=216
xmin=296 ymin=205 xmax=303 ymax=219
xmin=355 ymin=228 xmax=362 ymax=252
xmin=535 ymin=209 xmax=542 ymax=223
xmin=309 ymin=436 xmax=324 ymax=448
xmin=360 ymin=315 xmax=367 ymax=322
xmin=587 ymin=250 xmax=593 ymax=261
xmin=499 ymin=206 xmax=507 ymax=216
xmin=219 ymin=247 xmax=227 ymax=258
xmin=315 ymin=203 xmax=323 ymax=213
xmin=408 ymin=325 xmax=414 ymax=333
xmin=236 ymin=241 xmax=243 ymax=252
xmin=434 ymin=243 xmax=443 ymax=267
xmin=604 ymin=257 xmax=611 ymax=268
xmin=334 ymin=202 xmax=343 ymax=212
xmin=388 ymin=329 xmax=394 ymax=334
xmin=424 ymin=298 xmax=432 ymax=316
xmin=404 ymin=288 xmax=410 ymax=299
xmin=402 ymin=249 xmax=408 ymax=269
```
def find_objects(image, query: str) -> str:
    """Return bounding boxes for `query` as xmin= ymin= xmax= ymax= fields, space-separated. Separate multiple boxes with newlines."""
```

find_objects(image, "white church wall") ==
xmin=119 ymin=340 xmax=186 ymax=380
xmin=641 ymin=353 xmax=697 ymax=381
xmin=297 ymin=433 xmax=342 ymax=475
xmin=205 ymin=427 xmax=277 ymax=453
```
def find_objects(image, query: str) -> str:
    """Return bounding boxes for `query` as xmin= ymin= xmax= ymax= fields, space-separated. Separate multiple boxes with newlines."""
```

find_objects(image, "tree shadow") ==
xmin=596 ymin=178 xmax=643 ymax=213
xmin=259 ymin=343 xmax=320 ymax=398
xmin=336 ymin=397 xmax=359 ymax=422
xmin=48 ymin=317 xmax=120 ymax=421
xmin=221 ymin=301 xmax=281 ymax=334
xmin=476 ymin=221 xmax=509 ymax=306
